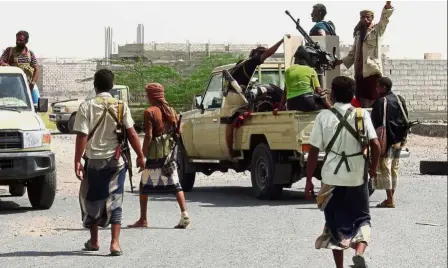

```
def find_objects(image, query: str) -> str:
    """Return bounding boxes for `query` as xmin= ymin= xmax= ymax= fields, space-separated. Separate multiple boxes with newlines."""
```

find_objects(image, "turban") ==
xmin=145 ymin=82 xmax=176 ymax=125
xmin=360 ymin=9 xmax=374 ymax=16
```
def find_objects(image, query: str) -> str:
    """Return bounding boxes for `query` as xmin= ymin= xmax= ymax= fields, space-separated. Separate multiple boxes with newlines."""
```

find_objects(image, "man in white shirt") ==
xmin=73 ymin=69 xmax=145 ymax=256
xmin=306 ymin=76 xmax=380 ymax=268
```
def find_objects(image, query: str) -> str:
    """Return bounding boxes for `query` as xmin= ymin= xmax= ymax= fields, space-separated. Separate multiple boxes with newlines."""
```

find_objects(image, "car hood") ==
xmin=0 ymin=110 xmax=45 ymax=130
xmin=53 ymin=99 xmax=83 ymax=110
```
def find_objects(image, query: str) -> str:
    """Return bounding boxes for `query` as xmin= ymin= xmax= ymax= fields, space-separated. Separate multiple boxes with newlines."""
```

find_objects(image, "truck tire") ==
xmin=250 ymin=143 xmax=283 ymax=200
xmin=27 ymin=171 xmax=57 ymax=210
xmin=68 ymin=115 xmax=76 ymax=134
xmin=177 ymin=144 xmax=196 ymax=192
xmin=420 ymin=160 xmax=448 ymax=176
xmin=56 ymin=122 xmax=70 ymax=134
xmin=9 ymin=184 xmax=26 ymax=197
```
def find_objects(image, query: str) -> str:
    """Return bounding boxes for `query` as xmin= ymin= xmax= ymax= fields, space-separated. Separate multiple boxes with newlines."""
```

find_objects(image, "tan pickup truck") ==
xmin=176 ymin=37 xmax=410 ymax=200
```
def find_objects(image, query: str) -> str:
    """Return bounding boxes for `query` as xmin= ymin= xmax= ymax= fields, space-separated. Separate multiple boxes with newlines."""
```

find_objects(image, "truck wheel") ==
xmin=68 ymin=115 xmax=76 ymax=134
xmin=177 ymin=145 xmax=196 ymax=192
xmin=9 ymin=184 xmax=26 ymax=197
xmin=27 ymin=171 xmax=57 ymax=210
xmin=56 ymin=122 xmax=70 ymax=134
xmin=250 ymin=143 xmax=283 ymax=200
xmin=420 ymin=160 xmax=448 ymax=175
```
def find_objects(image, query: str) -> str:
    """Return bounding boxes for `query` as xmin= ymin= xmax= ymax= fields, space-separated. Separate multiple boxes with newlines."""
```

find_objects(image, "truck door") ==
xmin=192 ymin=72 xmax=224 ymax=159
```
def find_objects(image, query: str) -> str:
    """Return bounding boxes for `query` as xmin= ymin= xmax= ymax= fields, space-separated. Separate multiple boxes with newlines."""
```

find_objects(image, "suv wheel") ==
xmin=68 ymin=115 xmax=76 ymax=133
xmin=27 ymin=171 xmax=57 ymax=210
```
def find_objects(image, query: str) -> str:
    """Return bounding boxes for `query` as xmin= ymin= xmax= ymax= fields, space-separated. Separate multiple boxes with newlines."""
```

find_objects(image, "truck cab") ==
xmin=49 ymin=85 xmax=146 ymax=133
xmin=0 ymin=66 xmax=57 ymax=209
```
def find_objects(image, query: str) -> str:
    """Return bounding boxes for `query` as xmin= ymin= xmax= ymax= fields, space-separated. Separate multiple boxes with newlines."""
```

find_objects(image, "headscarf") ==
xmin=144 ymin=82 xmax=177 ymax=125
xmin=354 ymin=9 xmax=375 ymax=37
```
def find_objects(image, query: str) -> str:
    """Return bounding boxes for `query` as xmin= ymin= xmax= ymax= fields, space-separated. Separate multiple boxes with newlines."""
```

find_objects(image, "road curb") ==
xmin=411 ymin=122 xmax=447 ymax=138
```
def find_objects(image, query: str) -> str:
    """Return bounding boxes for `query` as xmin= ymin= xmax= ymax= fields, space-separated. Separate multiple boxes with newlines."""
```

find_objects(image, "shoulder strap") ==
xmin=87 ymin=103 xmax=109 ymax=142
xmin=8 ymin=47 xmax=14 ymax=64
xmin=117 ymin=100 xmax=124 ymax=124
xmin=382 ymin=97 xmax=387 ymax=126
xmin=394 ymin=95 xmax=409 ymax=124
xmin=324 ymin=107 xmax=356 ymax=155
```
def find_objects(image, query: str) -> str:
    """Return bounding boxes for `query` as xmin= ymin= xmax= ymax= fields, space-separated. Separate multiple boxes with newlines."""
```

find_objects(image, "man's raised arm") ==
xmin=376 ymin=1 xmax=394 ymax=37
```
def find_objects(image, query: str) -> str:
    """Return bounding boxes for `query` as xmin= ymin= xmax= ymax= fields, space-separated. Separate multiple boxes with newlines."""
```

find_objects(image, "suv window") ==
xmin=0 ymin=74 xmax=31 ymax=109
xmin=202 ymin=73 xmax=223 ymax=109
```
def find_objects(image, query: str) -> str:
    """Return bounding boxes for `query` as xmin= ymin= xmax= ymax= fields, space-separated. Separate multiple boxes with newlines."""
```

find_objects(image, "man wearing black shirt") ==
xmin=225 ymin=35 xmax=289 ymax=157
xmin=370 ymin=77 xmax=409 ymax=208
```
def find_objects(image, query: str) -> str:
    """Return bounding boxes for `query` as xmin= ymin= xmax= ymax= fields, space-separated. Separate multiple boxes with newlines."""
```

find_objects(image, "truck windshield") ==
xmin=255 ymin=70 xmax=285 ymax=89
xmin=0 ymin=74 xmax=32 ymax=110
xmin=86 ymin=88 xmax=121 ymax=100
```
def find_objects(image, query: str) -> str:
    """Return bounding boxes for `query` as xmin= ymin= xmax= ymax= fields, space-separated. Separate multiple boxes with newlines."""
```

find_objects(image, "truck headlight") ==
xmin=23 ymin=130 xmax=52 ymax=148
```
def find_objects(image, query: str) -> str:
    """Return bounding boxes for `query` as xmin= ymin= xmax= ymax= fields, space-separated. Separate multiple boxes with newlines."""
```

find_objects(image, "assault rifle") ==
xmin=112 ymin=103 xmax=135 ymax=193
xmin=284 ymin=10 xmax=338 ymax=72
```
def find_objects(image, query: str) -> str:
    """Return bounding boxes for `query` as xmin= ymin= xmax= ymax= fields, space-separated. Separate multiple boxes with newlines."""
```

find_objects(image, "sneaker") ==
xmin=174 ymin=216 xmax=191 ymax=229
xmin=352 ymin=254 xmax=367 ymax=268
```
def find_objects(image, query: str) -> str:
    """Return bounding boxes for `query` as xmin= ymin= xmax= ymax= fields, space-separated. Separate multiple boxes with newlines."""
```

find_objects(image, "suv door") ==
xmin=192 ymin=72 xmax=223 ymax=159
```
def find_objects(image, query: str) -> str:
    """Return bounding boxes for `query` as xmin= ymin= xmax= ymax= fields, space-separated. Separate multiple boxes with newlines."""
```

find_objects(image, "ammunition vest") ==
xmin=8 ymin=47 xmax=34 ymax=84
xmin=146 ymin=107 xmax=177 ymax=160
xmin=323 ymin=107 xmax=369 ymax=175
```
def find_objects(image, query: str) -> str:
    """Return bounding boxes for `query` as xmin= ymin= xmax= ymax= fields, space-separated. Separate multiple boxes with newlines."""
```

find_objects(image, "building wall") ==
xmin=37 ymin=62 xmax=97 ymax=103
xmin=34 ymin=57 xmax=447 ymax=112
xmin=341 ymin=59 xmax=447 ymax=112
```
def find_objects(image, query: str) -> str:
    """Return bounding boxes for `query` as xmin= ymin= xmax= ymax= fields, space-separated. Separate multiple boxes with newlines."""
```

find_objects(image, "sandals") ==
xmin=352 ymin=254 xmax=368 ymax=268
xmin=376 ymin=200 xmax=395 ymax=208
xmin=83 ymin=239 xmax=99 ymax=251
xmin=174 ymin=216 xmax=191 ymax=229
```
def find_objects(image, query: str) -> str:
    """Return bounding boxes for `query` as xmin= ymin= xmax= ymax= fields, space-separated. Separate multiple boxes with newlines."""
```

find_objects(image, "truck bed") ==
xmin=233 ymin=110 xmax=319 ymax=152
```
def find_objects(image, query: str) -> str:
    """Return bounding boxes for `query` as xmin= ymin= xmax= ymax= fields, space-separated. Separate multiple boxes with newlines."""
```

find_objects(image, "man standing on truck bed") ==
xmin=334 ymin=1 xmax=394 ymax=108
xmin=1 ymin=31 xmax=39 ymax=95
xmin=225 ymin=35 xmax=290 ymax=157
xmin=73 ymin=69 xmax=145 ymax=256
xmin=305 ymin=76 xmax=381 ymax=268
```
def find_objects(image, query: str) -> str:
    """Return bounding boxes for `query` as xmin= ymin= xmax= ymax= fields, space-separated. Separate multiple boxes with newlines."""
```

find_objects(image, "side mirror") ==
xmin=37 ymin=98 xmax=49 ymax=113
xmin=194 ymin=94 xmax=203 ymax=109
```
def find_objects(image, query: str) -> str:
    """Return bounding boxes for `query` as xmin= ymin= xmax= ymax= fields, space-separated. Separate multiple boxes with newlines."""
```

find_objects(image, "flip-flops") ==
xmin=376 ymin=200 xmax=395 ymax=208
xmin=352 ymin=254 xmax=368 ymax=268
xmin=83 ymin=239 xmax=99 ymax=251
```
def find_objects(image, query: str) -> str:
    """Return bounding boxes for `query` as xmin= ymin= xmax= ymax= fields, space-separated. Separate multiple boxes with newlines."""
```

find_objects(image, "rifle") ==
xmin=284 ymin=10 xmax=338 ymax=72
xmin=112 ymin=102 xmax=135 ymax=193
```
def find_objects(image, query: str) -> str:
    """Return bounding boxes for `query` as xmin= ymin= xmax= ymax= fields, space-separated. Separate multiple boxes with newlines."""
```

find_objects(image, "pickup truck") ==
xmin=49 ymin=85 xmax=148 ymax=133
xmin=176 ymin=38 xmax=410 ymax=200
xmin=0 ymin=66 xmax=57 ymax=209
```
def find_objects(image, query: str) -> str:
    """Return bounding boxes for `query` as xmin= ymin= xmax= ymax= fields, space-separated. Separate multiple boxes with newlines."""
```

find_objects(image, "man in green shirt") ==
xmin=279 ymin=46 xmax=331 ymax=112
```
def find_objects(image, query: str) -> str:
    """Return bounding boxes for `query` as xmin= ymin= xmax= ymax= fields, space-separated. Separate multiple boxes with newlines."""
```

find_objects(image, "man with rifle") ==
xmin=73 ymin=69 xmax=145 ymax=256
xmin=128 ymin=82 xmax=191 ymax=229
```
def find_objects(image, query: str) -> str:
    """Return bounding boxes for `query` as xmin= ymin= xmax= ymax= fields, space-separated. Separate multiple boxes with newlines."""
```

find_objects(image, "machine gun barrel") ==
xmin=285 ymin=10 xmax=318 ymax=49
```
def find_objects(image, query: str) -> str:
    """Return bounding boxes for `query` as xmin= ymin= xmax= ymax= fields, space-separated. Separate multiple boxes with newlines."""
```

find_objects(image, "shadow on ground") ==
xmin=0 ymin=251 xmax=104 ymax=257
xmin=0 ymin=200 xmax=33 ymax=215
xmin=130 ymin=185 xmax=317 ymax=208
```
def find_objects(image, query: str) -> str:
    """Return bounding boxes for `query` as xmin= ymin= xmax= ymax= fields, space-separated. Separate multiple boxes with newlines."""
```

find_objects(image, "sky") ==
xmin=0 ymin=0 xmax=446 ymax=60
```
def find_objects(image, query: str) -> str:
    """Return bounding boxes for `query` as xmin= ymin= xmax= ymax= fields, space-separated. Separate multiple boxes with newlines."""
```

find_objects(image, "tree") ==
xmin=113 ymin=53 xmax=244 ymax=111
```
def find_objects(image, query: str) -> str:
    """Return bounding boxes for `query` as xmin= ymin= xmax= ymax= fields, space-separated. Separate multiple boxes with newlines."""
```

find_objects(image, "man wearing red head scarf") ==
xmin=128 ymin=83 xmax=191 ymax=229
